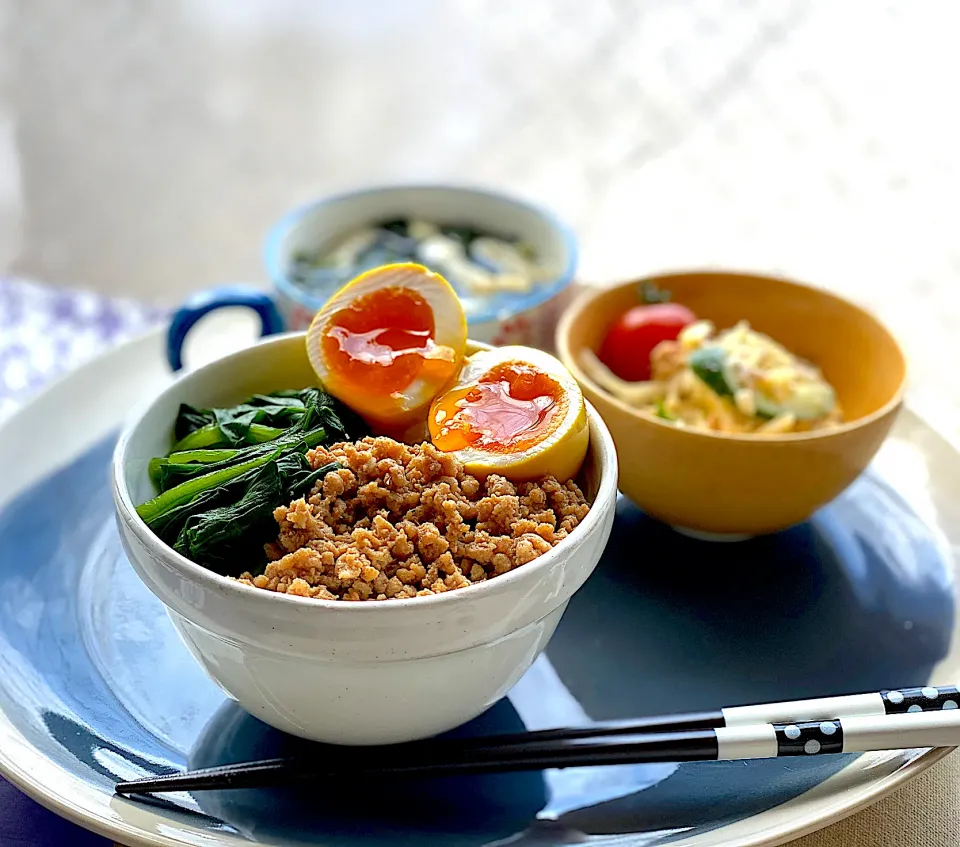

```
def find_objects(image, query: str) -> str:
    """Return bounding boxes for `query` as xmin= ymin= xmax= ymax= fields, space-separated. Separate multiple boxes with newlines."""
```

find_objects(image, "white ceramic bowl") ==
xmin=112 ymin=333 xmax=618 ymax=745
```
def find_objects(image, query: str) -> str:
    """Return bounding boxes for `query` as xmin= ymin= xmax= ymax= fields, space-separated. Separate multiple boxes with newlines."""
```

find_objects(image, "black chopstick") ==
xmin=115 ymin=708 xmax=960 ymax=796
xmin=114 ymin=729 xmax=720 ymax=794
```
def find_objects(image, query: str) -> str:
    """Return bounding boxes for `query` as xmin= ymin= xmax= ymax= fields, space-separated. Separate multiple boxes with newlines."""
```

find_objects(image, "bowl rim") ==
xmin=262 ymin=183 xmax=580 ymax=325
xmin=556 ymin=269 xmax=908 ymax=444
xmin=112 ymin=332 xmax=618 ymax=615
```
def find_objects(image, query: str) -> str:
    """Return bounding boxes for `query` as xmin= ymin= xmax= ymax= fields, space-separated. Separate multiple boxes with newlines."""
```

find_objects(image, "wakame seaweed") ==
xmin=138 ymin=388 xmax=363 ymax=573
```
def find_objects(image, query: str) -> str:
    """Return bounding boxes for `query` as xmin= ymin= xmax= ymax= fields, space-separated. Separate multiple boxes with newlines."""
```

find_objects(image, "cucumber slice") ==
xmin=690 ymin=345 xmax=836 ymax=421
xmin=689 ymin=346 xmax=738 ymax=397
xmin=753 ymin=392 xmax=782 ymax=420
xmin=755 ymin=382 xmax=837 ymax=421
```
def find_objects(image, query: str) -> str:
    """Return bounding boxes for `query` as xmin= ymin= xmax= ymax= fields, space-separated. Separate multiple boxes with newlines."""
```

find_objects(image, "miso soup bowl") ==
xmin=557 ymin=271 xmax=906 ymax=538
xmin=112 ymin=333 xmax=617 ymax=745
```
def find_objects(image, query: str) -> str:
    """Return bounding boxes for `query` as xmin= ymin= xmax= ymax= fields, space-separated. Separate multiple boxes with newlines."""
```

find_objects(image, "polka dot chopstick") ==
xmin=114 ymin=685 xmax=960 ymax=795
xmin=440 ymin=684 xmax=960 ymax=746
xmin=718 ymin=685 xmax=960 ymax=725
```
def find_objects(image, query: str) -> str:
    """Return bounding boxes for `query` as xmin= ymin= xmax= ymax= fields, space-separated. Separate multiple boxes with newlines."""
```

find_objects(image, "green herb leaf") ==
xmin=639 ymin=282 xmax=672 ymax=304
xmin=688 ymin=346 xmax=734 ymax=397
xmin=655 ymin=399 xmax=675 ymax=420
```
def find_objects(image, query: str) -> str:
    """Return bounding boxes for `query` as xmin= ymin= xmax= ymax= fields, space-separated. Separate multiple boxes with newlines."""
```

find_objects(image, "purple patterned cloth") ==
xmin=0 ymin=277 xmax=167 ymax=422
xmin=0 ymin=277 xmax=166 ymax=845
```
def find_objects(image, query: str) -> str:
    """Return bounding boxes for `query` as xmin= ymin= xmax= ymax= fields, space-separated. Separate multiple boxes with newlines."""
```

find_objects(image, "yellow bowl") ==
xmin=556 ymin=270 xmax=907 ymax=537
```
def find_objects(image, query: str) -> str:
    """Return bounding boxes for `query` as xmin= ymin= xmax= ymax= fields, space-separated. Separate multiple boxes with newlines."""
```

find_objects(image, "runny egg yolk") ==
xmin=431 ymin=363 xmax=565 ymax=453
xmin=321 ymin=286 xmax=457 ymax=395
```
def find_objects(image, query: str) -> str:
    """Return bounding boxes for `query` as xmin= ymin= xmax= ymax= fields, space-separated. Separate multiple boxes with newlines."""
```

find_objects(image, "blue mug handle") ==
xmin=167 ymin=286 xmax=285 ymax=372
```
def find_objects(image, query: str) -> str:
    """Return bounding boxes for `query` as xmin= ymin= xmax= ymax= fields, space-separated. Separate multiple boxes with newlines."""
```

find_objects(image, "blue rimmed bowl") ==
xmin=167 ymin=185 xmax=578 ymax=371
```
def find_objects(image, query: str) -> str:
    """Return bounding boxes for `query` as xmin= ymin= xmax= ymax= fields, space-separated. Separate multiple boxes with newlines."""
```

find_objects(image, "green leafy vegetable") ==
xmin=379 ymin=219 xmax=409 ymax=237
xmin=138 ymin=448 xmax=285 ymax=525
xmin=444 ymin=225 xmax=483 ymax=246
xmin=172 ymin=457 xmax=340 ymax=574
xmin=147 ymin=462 xmax=263 ymax=546
xmin=655 ymin=399 xmax=675 ymax=420
xmin=171 ymin=388 xmax=363 ymax=450
xmin=689 ymin=346 xmax=735 ymax=397
xmin=173 ymin=459 xmax=285 ymax=572
xmin=156 ymin=425 xmax=329 ymax=493
xmin=169 ymin=448 xmax=241 ymax=464
xmin=754 ymin=382 xmax=836 ymax=422
xmin=639 ymin=282 xmax=672 ymax=304
xmin=173 ymin=405 xmax=217 ymax=440
xmin=172 ymin=422 xmax=284 ymax=452
xmin=148 ymin=449 xmax=240 ymax=488
xmin=138 ymin=388 xmax=363 ymax=573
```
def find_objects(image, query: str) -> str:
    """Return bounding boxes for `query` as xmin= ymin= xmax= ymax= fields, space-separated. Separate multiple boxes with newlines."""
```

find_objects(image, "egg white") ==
xmin=431 ymin=345 xmax=589 ymax=481
xmin=306 ymin=263 xmax=467 ymax=424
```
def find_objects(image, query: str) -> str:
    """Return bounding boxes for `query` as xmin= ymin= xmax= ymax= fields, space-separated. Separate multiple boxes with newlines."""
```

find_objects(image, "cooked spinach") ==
xmin=147 ymin=462 xmax=263 ymax=548
xmin=172 ymin=422 xmax=284 ymax=452
xmin=172 ymin=456 xmax=340 ymax=575
xmin=153 ymin=426 xmax=330 ymax=494
xmin=138 ymin=388 xmax=362 ymax=573
xmin=172 ymin=388 xmax=362 ymax=449
xmin=148 ymin=448 xmax=239 ymax=488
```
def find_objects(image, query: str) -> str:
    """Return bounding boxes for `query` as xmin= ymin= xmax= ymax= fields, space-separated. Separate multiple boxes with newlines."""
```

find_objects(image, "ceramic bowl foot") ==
xmin=671 ymin=525 xmax=754 ymax=542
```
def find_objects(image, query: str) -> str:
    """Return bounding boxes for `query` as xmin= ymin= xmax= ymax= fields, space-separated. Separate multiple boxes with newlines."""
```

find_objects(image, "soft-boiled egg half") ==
xmin=428 ymin=346 xmax=589 ymax=482
xmin=306 ymin=263 xmax=467 ymax=426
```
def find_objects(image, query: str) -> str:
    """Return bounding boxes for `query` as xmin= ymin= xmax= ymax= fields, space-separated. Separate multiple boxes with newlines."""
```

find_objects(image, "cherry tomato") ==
xmin=598 ymin=303 xmax=697 ymax=381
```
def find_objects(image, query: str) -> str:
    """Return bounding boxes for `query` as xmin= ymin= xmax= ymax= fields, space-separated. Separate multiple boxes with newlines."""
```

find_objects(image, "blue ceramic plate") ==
xmin=1 ymin=330 xmax=959 ymax=847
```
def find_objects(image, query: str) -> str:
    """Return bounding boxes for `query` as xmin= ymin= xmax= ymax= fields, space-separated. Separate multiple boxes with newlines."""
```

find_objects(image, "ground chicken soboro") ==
xmin=236 ymin=436 xmax=590 ymax=601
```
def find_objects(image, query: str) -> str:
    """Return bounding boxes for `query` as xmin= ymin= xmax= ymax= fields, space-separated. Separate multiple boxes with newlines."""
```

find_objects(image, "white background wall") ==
xmin=0 ymin=0 xmax=957 ymax=427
